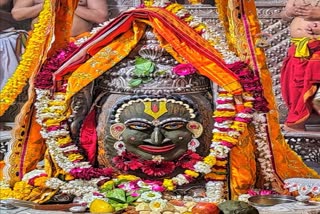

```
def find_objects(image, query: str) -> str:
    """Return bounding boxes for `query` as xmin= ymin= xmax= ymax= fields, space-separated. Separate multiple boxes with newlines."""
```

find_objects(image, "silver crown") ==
xmin=95 ymin=28 xmax=211 ymax=95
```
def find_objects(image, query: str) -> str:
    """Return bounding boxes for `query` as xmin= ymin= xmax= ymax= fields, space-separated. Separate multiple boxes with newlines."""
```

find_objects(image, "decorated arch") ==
xmin=0 ymin=0 xmax=318 ymax=209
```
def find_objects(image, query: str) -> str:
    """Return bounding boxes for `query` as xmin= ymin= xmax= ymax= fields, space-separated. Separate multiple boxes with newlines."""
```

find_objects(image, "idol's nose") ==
xmin=143 ymin=127 xmax=169 ymax=145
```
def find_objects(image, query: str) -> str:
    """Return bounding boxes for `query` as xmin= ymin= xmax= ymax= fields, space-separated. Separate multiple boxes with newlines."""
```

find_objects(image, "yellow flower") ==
xmin=49 ymin=100 xmax=65 ymax=106
xmin=143 ymin=0 xmax=154 ymax=7
xmin=185 ymin=170 xmax=199 ymax=178
xmin=13 ymin=181 xmax=30 ymax=190
xmin=203 ymin=156 xmax=216 ymax=166
xmin=43 ymin=107 xmax=64 ymax=114
xmin=57 ymin=136 xmax=73 ymax=146
xmin=149 ymin=199 xmax=166 ymax=212
xmin=165 ymin=3 xmax=184 ymax=14
xmin=12 ymin=181 xmax=33 ymax=199
xmin=212 ymin=133 xmax=237 ymax=143
xmin=117 ymin=174 xmax=140 ymax=181
xmin=163 ymin=179 xmax=175 ymax=191
xmin=0 ymin=0 xmax=53 ymax=116
xmin=230 ymin=121 xmax=247 ymax=132
xmin=184 ymin=15 xmax=194 ymax=22
xmin=64 ymin=173 xmax=75 ymax=181
xmin=28 ymin=188 xmax=43 ymax=200
xmin=45 ymin=117 xmax=67 ymax=126
xmin=208 ymin=40 xmax=216 ymax=46
xmin=244 ymin=102 xmax=253 ymax=108
xmin=194 ymin=23 xmax=206 ymax=33
xmin=216 ymin=93 xmax=233 ymax=98
xmin=0 ymin=188 xmax=13 ymax=199
xmin=34 ymin=177 xmax=48 ymax=187
xmin=214 ymin=111 xmax=236 ymax=117
xmin=100 ymin=180 xmax=114 ymax=189
xmin=67 ymin=153 xmax=84 ymax=162
xmin=216 ymin=160 xmax=228 ymax=167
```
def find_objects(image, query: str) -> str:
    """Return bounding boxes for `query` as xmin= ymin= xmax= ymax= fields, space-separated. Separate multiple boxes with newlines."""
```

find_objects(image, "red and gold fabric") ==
xmin=54 ymin=7 xmax=243 ymax=101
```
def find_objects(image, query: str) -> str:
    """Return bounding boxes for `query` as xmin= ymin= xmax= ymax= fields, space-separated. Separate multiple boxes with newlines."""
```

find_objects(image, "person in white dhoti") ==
xmin=0 ymin=0 xmax=27 ymax=90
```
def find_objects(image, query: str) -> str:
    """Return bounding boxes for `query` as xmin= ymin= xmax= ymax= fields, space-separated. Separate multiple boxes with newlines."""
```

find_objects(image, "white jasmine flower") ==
xmin=140 ymin=191 xmax=162 ymax=202
xmin=194 ymin=161 xmax=212 ymax=174
xmin=172 ymin=174 xmax=189 ymax=186
xmin=149 ymin=199 xmax=167 ymax=212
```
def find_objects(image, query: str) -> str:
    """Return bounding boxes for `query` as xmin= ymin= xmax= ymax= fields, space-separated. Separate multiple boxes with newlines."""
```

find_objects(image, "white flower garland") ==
xmin=45 ymin=177 xmax=107 ymax=204
xmin=252 ymin=113 xmax=276 ymax=187
xmin=35 ymin=89 xmax=92 ymax=172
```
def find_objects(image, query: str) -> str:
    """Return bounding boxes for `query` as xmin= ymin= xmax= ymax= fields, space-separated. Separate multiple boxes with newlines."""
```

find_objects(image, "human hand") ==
xmin=284 ymin=3 xmax=297 ymax=18
xmin=305 ymin=22 xmax=320 ymax=35
xmin=294 ymin=5 xmax=320 ymax=20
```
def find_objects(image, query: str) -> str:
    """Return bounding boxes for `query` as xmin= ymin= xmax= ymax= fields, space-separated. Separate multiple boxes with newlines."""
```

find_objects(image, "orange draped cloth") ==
xmin=53 ymin=7 xmax=243 ymax=101
xmin=216 ymin=0 xmax=319 ymax=199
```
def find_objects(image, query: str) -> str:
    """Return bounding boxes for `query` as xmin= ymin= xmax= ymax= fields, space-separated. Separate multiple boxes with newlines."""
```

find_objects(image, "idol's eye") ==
xmin=127 ymin=122 xmax=151 ymax=130
xmin=162 ymin=121 xmax=185 ymax=130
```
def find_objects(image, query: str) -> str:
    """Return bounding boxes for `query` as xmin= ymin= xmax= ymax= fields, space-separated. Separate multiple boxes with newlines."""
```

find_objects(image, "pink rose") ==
xmin=173 ymin=63 xmax=196 ymax=76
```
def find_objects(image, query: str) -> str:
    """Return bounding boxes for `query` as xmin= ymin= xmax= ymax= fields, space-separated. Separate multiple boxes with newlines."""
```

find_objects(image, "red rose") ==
xmin=173 ymin=63 xmax=196 ymax=76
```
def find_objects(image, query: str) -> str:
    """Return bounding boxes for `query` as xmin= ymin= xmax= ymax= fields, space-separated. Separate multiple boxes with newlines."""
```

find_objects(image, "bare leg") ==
xmin=312 ymin=86 xmax=320 ymax=115
xmin=312 ymin=100 xmax=320 ymax=115
xmin=283 ymin=123 xmax=305 ymax=132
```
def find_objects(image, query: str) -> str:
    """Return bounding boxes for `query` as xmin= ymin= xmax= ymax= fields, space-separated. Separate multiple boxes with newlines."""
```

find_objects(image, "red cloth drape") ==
xmin=281 ymin=40 xmax=320 ymax=127
xmin=79 ymin=108 xmax=97 ymax=164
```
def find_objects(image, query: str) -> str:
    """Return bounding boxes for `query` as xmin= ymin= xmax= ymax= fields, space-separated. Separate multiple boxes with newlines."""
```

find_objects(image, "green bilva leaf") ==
xmin=107 ymin=199 xmax=121 ymax=205
xmin=141 ymin=77 xmax=152 ymax=84
xmin=134 ymin=57 xmax=155 ymax=76
xmin=106 ymin=188 xmax=127 ymax=203
xmin=128 ymin=78 xmax=142 ymax=87
xmin=126 ymin=195 xmax=139 ymax=204
xmin=113 ymin=203 xmax=128 ymax=211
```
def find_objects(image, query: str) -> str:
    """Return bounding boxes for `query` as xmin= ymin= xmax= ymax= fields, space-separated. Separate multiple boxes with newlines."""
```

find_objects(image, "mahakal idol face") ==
xmin=110 ymin=98 xmax=203 ymax=161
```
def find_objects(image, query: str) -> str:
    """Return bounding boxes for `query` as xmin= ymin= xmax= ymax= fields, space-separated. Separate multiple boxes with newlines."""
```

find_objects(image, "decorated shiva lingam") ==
xmin=65 ymin=24 xmax=261 ymax=213
xmin=69 ymin=27 xmax=214 ymax=198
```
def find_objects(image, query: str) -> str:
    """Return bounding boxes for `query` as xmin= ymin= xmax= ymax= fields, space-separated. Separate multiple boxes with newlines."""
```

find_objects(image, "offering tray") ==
xmin=248 ymin=194 xmax=296 ymax=207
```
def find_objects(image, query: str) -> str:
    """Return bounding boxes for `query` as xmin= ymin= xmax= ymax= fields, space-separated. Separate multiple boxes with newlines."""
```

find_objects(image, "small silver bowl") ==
xmin=248 ymin=194 xmax=296 ymax=207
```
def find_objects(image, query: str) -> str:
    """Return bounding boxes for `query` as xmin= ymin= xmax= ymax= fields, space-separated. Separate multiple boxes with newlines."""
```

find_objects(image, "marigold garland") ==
xmin=0 ymin=0 xmax=54 ymax=116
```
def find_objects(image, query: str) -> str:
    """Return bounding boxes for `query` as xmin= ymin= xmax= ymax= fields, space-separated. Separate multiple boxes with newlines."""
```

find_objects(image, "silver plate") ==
xmin=248 ymin=194 xmax=296 ymax=207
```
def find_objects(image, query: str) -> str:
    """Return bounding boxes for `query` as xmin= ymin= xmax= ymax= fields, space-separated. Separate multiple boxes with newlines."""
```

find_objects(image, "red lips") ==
xmin=138 ymin=144 xmax=176 ymax=153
